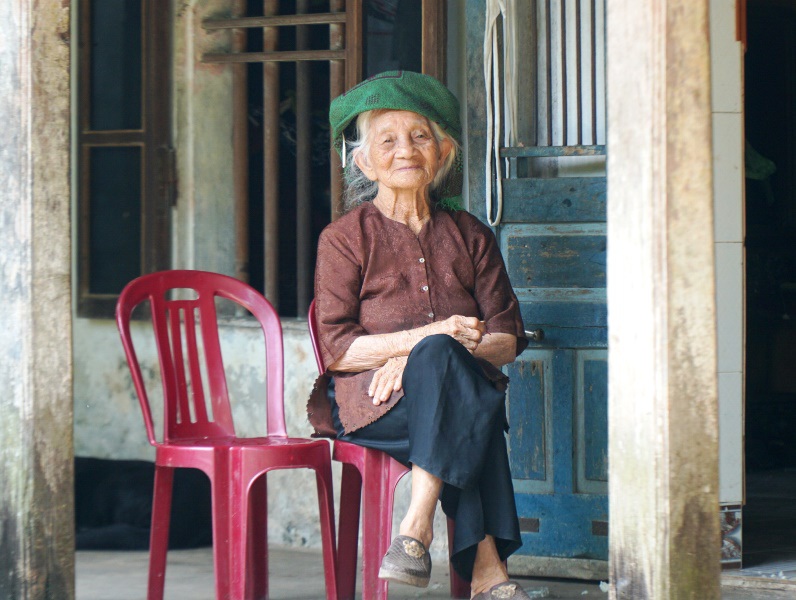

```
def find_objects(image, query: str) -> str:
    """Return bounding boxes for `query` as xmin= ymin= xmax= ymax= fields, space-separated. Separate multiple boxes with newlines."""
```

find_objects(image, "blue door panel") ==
xmin=506 ymin=351 xmax=553 ymax=486
xmin=519 ymin=301 xmax=607 ymax=349
xmin=549 ymin=351 xmax=575 ymax=493
xmin=576 ymin=351 xmax=609 ymax=494
xmin=514 ymin=492 xmax=609 ymax=559
xmin=501 ymin=177 xmax=606 ymax=223
xmin=505 ymin=234 xmax=606 ymax=289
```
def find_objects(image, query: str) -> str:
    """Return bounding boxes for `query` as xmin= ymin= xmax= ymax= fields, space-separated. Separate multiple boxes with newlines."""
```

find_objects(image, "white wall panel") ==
xmin=719 ymin=371 xmax=744 ymax=501
xmin=710 ymin=0 xmax=743 ymax=113
xmin=712 ymin=112 xmax=745 ymax=243
xmin=716 ymin=242 xmax=744 ymax=373
xmin=710 ymin=0 xmax=744 ymax=507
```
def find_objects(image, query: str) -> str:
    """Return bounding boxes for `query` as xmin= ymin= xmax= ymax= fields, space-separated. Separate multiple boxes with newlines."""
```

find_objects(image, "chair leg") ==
xmin=446 ymin=517 xmax=470 ymax=599
xmin=336 ymin=463 xmax=363 ymax=600
xmin=228 ymin=462 xmax=251 ymax=600
xmin=314 ymin=454 xmax=339 ymax=600
xmin=248 ymin=474 xmax=268 ymax=600
xmin=211 ymin=461 xmax=234 ymax=600
xmin=147 ymin=465 xmax=174 ymax=600
xmin=360 ymin=454 xmax=400 ymax=600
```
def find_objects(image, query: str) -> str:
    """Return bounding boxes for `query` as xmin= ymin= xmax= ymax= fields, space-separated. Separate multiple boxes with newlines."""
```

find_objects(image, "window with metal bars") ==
xmin=202 ymin=0 xmax=447 ymax=317
xmin=76 ymin=0 xmax=173 ymax=318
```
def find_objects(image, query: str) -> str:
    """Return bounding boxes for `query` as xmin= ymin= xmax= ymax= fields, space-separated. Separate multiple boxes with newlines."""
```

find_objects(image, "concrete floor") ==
xmin=75 ymin=546 xmax=603 ymax=599
xmin=75 ymin=546 xmax=796 ymax=599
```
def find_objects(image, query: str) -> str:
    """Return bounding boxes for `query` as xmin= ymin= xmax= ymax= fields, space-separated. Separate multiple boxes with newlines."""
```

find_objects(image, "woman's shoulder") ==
xmin=319 ymin=203 xmax=375 ymax=241
xmin=443 ymin=209 xmax=495 ymax=241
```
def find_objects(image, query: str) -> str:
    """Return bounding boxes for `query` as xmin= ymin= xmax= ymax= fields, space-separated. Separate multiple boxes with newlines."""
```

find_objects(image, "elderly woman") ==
xmin=308 ymin=71 xmax=531 ymax=600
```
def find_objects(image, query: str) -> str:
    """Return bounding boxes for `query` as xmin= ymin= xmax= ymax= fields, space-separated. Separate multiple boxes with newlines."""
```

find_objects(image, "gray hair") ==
xmin=342 ymin=110 xmax=460 ymax=213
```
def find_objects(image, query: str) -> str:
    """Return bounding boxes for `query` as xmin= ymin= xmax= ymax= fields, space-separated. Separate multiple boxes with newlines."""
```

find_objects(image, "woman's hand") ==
xmin=427 ymin=315 xmax=486 ymax=352
xmin=368 ymin=355 xmax=409 ymax=405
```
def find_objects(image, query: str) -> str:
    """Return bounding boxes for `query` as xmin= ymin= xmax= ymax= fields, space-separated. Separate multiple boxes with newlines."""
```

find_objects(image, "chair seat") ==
xmin=156 ymin=436 xmax=330 ymax=448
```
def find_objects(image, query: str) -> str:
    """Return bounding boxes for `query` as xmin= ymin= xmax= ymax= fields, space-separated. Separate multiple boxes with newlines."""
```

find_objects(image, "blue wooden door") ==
xmin=501 ymin=166 xmax=608 ymax=572
xmin=466 ymin=0 xmax=608 ymax=575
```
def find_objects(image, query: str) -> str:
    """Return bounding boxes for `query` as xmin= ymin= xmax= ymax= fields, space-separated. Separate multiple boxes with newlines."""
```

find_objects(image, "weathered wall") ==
xmin=172 ymin=0 xmax=238 ymax=277
xmin=0 ymin=1 xmax=74 ymax=598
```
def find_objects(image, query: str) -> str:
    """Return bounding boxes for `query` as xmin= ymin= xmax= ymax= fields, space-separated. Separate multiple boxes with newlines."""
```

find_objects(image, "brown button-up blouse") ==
xmin=308 ymin=201 xmax=527 ymax=435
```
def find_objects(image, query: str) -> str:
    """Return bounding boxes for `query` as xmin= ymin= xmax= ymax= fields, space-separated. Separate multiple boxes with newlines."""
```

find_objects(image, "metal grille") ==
xmin=202 ymin=1 xmax=362 ymax=316
xmin=535 ymin=0 xmax=605 ymax=148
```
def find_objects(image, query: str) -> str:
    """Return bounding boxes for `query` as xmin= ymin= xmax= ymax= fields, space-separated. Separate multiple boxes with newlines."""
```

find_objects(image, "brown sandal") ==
xmin=471 ymin=580 xmax=545 ymax=599
xmin=377 ymin=534 xmax=432 ymax=588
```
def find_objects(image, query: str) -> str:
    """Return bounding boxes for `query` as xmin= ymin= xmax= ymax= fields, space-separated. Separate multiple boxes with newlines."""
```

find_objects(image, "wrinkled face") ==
xmin=355 ymin=110 xmax=452 ymax=193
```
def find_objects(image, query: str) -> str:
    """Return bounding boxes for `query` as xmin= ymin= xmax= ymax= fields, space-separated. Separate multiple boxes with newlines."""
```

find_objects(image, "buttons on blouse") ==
xmin=419 ymin=257 xmax=426 ymax=263
xmin=421 ymin=285 xmax=429 ymax=292
xmin=428 ymin=312 xmax=434 ymax=319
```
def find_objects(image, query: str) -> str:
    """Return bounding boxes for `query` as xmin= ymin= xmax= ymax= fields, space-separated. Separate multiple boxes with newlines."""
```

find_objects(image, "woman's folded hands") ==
xmin=369 ymin=355 xmax=409 ymax=405
xmin=422 ymin=315 xmax=485 ymax=353
xmin=369 ymin=316 xmax=486 ymax=405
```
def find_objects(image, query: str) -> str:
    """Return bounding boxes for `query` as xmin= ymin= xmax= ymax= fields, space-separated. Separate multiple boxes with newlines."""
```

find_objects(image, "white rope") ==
xmin=483 ymin=0 xmax=517 ymax=227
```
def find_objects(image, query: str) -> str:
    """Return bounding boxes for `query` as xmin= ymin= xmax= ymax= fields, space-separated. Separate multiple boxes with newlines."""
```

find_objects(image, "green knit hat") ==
xmin=329 ymin=70 xmax=463 ymax=210
xmin=330 ymin=70 xmax=462 ymax=151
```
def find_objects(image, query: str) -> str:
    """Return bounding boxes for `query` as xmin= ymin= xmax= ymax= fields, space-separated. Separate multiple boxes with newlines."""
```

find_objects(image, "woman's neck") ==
xmin=372 ymin=188 xmax=432 ymax=235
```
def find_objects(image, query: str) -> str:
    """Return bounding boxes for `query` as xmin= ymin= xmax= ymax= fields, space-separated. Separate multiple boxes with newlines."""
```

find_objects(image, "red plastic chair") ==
xmin=116 ymin=271 xmax=338 ymax=600
xmin=308 ymin=301 xmax=470 ymax=600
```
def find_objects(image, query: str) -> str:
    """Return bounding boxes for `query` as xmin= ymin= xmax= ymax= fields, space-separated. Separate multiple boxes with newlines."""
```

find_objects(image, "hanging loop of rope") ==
xmin=484 ymin=0 xmax=517 ymax=227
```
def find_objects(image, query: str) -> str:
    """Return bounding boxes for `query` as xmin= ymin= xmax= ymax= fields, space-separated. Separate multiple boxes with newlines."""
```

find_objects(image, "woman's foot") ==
xmin=379 ymin=464 xmax=439 ymax=587
xmin=397 ymin=511 xmax=434 ymax=550
xmin=470 ymin=535 xmax=510 ymax=598
xmin=470 ymin=569 xmax=510 ymax=598
xmin=471 ymin=580 xmax=539 ymax=599
xmin=378 ymin=534 xmax=432 ymax=588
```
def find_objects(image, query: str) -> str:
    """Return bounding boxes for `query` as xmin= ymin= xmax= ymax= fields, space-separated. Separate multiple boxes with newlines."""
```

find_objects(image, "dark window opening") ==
xmin=77 ymin=0 xmax=172 ymax=318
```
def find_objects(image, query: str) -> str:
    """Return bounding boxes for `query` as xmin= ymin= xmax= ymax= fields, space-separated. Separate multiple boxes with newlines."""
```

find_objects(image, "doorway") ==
xmin=743 ymin=0 xmax=796 ymax=579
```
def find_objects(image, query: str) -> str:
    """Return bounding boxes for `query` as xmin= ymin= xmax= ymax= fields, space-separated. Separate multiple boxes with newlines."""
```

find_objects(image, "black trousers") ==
xmin=330 ymin=334 xmax=522 ymax=581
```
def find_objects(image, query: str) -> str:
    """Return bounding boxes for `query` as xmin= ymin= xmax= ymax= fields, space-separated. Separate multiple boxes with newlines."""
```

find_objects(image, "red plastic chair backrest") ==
xmin=116 ymin=270 xmax=287 ymax=445
xmin=308 ymin=299 xmax=325 ymax=374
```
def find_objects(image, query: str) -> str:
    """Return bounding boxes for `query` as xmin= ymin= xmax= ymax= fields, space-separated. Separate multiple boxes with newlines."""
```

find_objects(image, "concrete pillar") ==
xmin=606 ymin=0 xmax=720 ymax=598
xmin=0 ymin=1 xmax=74 ymax=599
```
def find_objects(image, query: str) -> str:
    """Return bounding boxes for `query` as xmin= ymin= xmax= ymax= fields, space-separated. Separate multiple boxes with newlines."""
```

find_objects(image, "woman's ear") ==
xmin=354 ymin=149 xmax=377 ymax=181
xmin=438 ymin=138 xmax=453 ymax=164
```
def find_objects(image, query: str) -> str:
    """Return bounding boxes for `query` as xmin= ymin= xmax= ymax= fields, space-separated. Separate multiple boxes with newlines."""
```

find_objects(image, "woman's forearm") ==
xmin=327 ymin=315 xmax=486 ymax=372
xmin=473 ymin=332 xmax=517 ymax=367
xmin=327 ymin=328 xmax=426 ymax=372
xmin=329 ymin=322 xmax=517 ymax=372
